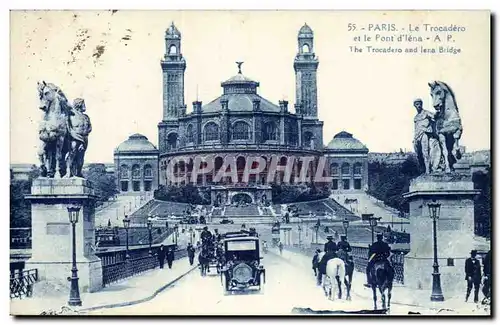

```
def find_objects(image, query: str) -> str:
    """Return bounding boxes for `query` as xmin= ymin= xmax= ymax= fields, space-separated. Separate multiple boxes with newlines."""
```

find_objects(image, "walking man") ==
xmin=166 ymin=247 xmax=175 ymax=269
xmin=482 ymin=250 xmax=491 ymax=303
xmin=187 ymin=243 xmax=196 ymax=266
xmin=312 ymin=249 xmax=321 ymax=277
xmin=465 ymin=250 xmax=482 ymax=303
xmin=157 ymin=244 xmax=166 ymax=269
xmin=278 ymin=242 xmax=283 ymax=255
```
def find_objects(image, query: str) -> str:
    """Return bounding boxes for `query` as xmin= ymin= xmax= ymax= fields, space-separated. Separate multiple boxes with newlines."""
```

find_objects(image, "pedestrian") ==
xmin=465 ymin=250 xmax=482 ymax=303
xmin=157 ymin=244 xmax=166 ymax=269
xmin=278 ymin=242 xmax=283 ymax=255
xmin=187 ymin=243 xmax=195 ymax=266
xmin=166 ymin=247 xmax=175 ymax=269
xmin=482 ymin=250 xmax=491 ymax=303
xmin=312 ymin=249 xmax=320 ymax=276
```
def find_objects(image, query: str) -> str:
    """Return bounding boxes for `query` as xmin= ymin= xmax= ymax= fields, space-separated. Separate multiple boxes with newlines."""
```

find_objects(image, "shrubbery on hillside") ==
xmin=367 ymin=155 xmax=420 ymax=212
xmin=271 ymin=183 xmax=329 ymax=204
xmin=154 ymin=184 xmax=211 ymax=205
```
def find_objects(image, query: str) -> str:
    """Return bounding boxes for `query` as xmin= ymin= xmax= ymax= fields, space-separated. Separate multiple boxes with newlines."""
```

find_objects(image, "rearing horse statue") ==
xmin=37 ymin=81 xmax=92 ymax=179
xmin=37 ymin=81 xmax=71 ymax=178
xmin=428 ymin=81 xmax=463 ymax=173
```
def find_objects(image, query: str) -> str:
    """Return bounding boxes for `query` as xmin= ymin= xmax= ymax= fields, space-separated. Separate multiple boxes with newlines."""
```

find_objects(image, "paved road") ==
xmin=87 ymin=252 xmax=439 ymax=315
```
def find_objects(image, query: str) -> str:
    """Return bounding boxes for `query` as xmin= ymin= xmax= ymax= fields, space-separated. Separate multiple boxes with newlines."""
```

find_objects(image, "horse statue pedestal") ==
xmin=403 ymin=173 xmax=479 ymax=296
xmin=25 ymin=178 xmax=103 ymax=293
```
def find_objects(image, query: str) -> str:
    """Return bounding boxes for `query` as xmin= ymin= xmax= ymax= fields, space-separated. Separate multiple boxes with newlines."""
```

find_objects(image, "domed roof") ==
xmin=165 ymin=22 xmax=181 ymax=38
xmin=326 ymin=131 xmax=368 ymax=152
xmin=223 ymin=73 xmax=258 ymax=84
xmin=115 ymin=134 xmax=158 ymax=153
xmin=298 ymin=23 xmax=313 ymax=38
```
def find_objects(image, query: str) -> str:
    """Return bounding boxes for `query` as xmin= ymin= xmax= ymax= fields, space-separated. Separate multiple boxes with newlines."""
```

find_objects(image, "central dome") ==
xmin=115 ymin=134 xmax=158 ymax=153
xmin=298 ymin=23 xmax=313 ymax=38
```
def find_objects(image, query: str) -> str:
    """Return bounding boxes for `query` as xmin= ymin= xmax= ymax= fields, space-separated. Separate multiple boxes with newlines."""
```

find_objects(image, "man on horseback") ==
xmin=337 ymin=235 xmax=352 ymax=254
xmin=365 ymin=233 xmax=392 ymax=288
xmin=324 ymin=235 xmax=338 ymax=254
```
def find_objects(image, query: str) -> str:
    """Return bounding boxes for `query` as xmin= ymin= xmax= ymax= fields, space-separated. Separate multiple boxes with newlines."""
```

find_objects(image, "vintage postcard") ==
xmin=9 ymin=10 xmax=491 ymax=316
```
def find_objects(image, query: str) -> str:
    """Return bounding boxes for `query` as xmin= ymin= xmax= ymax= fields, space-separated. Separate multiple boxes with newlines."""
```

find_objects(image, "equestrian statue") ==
xmin=413 ymin=81 xmax=463 ymax=174
xmin=37 ymin=81 xmax=92 ymax=178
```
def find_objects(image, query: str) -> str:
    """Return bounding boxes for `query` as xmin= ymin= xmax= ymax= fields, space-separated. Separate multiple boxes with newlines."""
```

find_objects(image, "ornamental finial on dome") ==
xmin=236 ymin=61 xmax=244 ymax=74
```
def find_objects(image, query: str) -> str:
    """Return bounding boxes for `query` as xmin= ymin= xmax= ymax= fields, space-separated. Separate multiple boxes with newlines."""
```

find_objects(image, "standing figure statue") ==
xmin=412 ymin=98 xmax=441 ymax=174
xmin=428 ymin=81 xmax=463 ymax=173
xmin=37 ymin=81 xmax=91 ymax=178
xmin=37 ymin=81 xmax=71 ymax=178
xmin=66 ymin=98 xmax=92 ymax=177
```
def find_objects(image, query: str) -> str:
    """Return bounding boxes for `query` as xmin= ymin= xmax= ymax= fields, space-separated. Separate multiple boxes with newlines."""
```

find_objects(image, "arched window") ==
xmin=204 ymin=122 xmax=219 ymax=141
xmin=167 ymin=133 xmax=178 ymax=150
xmin=144 ymin=164 xmax=153 ymax=178
xmin=263 ymin=121 xmax=277 ymax=141
xmin=186 ymin=124 xmax=194 ymax=143
xmin=169 ymin=44 xmax=177 ymax=55
xmin=232 ymin=121 xmax=250 ymax=140
xmin=120 ymin=165 xmax=129 ymax=179
xmin=330 ymin=163 xmax=339 ymax=176
xmin=302 ymin=44 xmax=310 ymax=53
xmin=341 ymin=163 xmax=350 ymax=175
xmin=132 ymin=164 xmax=141 ymax=179
xmin=353 ymin=162 xmax=362 ymax=175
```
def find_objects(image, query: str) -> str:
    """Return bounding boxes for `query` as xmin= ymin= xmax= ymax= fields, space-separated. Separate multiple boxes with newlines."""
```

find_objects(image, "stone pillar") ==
xmin=25 ymin=178 xmax=103 ymax=293
xmin=403 ymin=174 xmax=480 ymax=296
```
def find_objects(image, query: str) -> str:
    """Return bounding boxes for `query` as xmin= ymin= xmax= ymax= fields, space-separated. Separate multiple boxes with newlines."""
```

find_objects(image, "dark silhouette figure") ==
xmin=465 ymin=250 xmax=482 ymax=303
xmin=157 ymin=244 xmax=166 ymax=269
xmin=187 ymin=243 xmax=196 ymax=266
xmin=166 ymin=247 xmax=175 ymax=269
xmin=365 ymin=234 xmax=391 ymax=287
xmin=482 ymin=250 xmax=491 ymax=303
xmin=324 ymin=236 xmax=337 ymax=253
xmin=312 ymin=249 xmax=320 ymax=276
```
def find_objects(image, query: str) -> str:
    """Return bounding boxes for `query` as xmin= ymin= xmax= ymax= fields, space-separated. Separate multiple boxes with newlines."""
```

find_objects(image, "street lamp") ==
xmin=67 ymin=205 xmax=82 ymax=306
xmin=298 ymin=224 xmax=302 ymax=247
xmin=174 ymin=224 xmax=179 ymax=246
xmin=343 ymin=218 xmax=350 ymax=239
xmin=367 ymin=214 xmax=377 ymax=244
xmin=428 ymin=199 xmax=445 ymax=301
xmin=147 ymin=218 xmax=153 ymax=255
xmin=189 ymin=227 xmax=193 ymax=245
xmin=123 ymin=215 xmax=131 ymax=259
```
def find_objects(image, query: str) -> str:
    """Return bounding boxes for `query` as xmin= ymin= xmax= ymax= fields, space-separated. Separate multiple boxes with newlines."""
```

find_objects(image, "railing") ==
xmin=96 ymin=244 xmax=187 ymax=287
xmin=161 ymin=143 xmax=321 ymax=156
xmin=351 ymin=245 xmax=406 ymax=284
xmin=10 ymin=269 xmax=38 ymax=299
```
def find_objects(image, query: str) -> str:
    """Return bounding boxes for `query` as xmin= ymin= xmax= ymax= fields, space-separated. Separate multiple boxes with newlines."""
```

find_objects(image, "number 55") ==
xmin=348 ymin=23 xmax=356 ymax=31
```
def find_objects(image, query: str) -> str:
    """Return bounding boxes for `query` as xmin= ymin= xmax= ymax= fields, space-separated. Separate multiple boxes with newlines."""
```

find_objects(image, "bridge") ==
xmin=10 ymin=220 xmax=487 ymax=315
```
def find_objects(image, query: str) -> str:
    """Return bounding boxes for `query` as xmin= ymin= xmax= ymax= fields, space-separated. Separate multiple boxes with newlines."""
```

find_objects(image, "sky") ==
xmin=10 ymin=10 xmax=490 ymax=164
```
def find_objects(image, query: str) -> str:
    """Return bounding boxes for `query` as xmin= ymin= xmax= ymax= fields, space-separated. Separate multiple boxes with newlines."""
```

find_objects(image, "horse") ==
xmin=37 ymin=81 xmax=71 ymax=178
xmin=369 ymin=259 xmax=395 ymax=310
xmin=322 ymin=257 xmax=351 ymax=301
xmin=428 ymin=81 xmax=463 ymax=173
xmin=337 ymin=249 xmax=354 ymax=300
xmin=198 ymin=250 xmax=210 ymax=277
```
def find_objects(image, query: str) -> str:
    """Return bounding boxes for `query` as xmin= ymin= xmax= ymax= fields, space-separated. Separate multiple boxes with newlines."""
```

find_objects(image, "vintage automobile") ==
xmin=220 ymin=232 xmax=265 ymax=293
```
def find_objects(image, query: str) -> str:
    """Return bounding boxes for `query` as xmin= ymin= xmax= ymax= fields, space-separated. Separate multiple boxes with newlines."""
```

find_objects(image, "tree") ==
xmin=10 ymin=165 xmax=39 ymax=228
xmin=83 ymin=163 xmax=119 ymax=206
xmin=367 ymin=155 xmax=420 ymax=212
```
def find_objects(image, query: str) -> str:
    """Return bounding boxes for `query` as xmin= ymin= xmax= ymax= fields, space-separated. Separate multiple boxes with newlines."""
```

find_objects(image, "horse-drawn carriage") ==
xmin=219 ymin=231 xmax=265 ymax=293
xmin=199 ymin=235 xmax=224 ymax=276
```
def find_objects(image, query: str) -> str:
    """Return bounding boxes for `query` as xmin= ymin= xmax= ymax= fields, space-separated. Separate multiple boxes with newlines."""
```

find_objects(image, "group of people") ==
xmin=465 ymin=249 xmax=491 ymax=304
xmin=157 ymin=245 xmax=176 ymax=269
xmin=312 ymin=234 xmax=353 ymax=284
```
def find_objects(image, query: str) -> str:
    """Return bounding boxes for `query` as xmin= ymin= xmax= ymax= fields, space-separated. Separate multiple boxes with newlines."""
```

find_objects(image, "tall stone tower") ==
xmin=158 ymin=22 xmax=186 ymax=154
xmin=294 ymin=24 xmax=323 ymax=150
xmin=294 ymin=23 xmax=319 ymax=119
xmin=161 ymin=22 xmax=186 ymax=120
